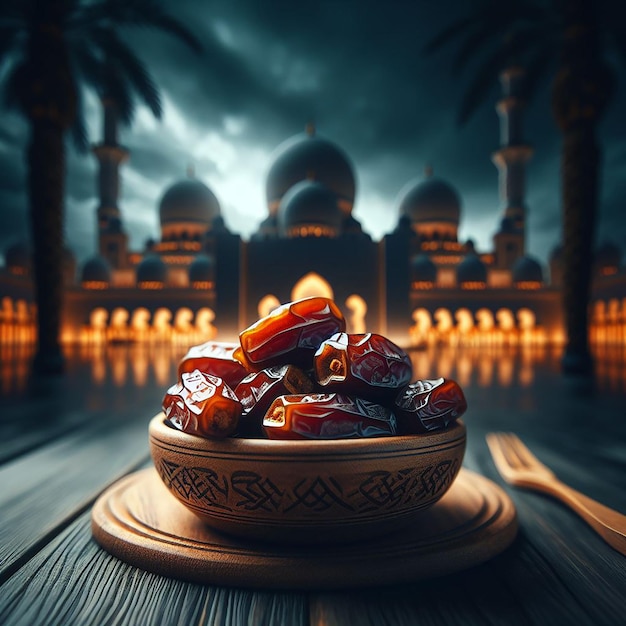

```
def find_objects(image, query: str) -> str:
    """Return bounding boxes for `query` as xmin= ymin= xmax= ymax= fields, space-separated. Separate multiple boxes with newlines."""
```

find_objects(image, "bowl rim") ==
xmin=149 ymin=413 xmax=466 ymax=456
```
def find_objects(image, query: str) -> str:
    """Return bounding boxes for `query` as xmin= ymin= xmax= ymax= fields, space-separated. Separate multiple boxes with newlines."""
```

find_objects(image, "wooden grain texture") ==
xmin=91 ymin=466 xmax=516 ymax=589
xmin=0 ymin=511 xmax=309 ymax=626
xmin=1 ymin=351 xmax=626 ymax=626
xmin=0 ymin=412 xmax=151 ymax=581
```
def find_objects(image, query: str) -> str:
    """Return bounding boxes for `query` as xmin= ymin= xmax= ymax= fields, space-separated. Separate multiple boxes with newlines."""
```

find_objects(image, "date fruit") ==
xmin=237 ymin=297 xmax=346 ymax=371
xmin=393 ymin=378 xmax=467 ymax=433
xmin=178 ymin=340 xmax=248 ymax=389
xmin=163 ymin=369 xmax=242 ymax=438
xmin=235 ymin=365 xmax=315 ymax=437
xmin=263 ymin=393 xmax=396 ymax=440
xmin=314 ymin=332 xmax=412 ymax=399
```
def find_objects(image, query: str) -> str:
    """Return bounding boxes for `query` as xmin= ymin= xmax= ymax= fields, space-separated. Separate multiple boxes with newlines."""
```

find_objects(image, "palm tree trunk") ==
xmin=28 ymin=120 xmax=66 ymax=373
xmin=560 ymin=123 xmax=598 ymax=375
xmin=552 ymin=0 xmax=611 ymax=376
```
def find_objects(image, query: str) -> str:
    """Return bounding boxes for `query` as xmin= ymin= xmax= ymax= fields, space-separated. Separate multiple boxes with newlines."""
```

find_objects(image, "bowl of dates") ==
xmin=149 ymin=297 xmax=468 ymax=545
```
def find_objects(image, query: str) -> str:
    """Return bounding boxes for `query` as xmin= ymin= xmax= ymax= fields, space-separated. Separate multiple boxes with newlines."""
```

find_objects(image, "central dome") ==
xmin=279 ymin=180 xmax=343 ymax=237
xmin=399 ymin=177 xmax=461 ymax=225
xmin=159 ymin=179 xmax=220 ymax=226
xmin=266 ymin=126 xmax=356 ymax=213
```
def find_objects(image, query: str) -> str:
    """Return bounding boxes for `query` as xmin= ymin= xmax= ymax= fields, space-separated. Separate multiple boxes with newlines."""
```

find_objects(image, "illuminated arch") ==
xmin=110 ymin=307 xmax=129 ymax=329
xmin=152 ymin=308 xmax=172 ymax=341
xmin=15 ymin=300 xmax=29 ymax=323
xmin=130 ymin=308 xmax=150 ymax=331
xmin=455 ymin=308 xmax=474 ymax=335
xmin=345 ymin=294 xmax=367 ymax=334
xmin=291 ymin=272 xmax=333 ymax=301
xmin=476 ymin=308 xmax=495 ymax=332
xmin=496 ymin=308 xmax=515 ymax=332
xmin=607 ymin=298 xmax=620 ymax=324
xmin=174 ymin=307 xmax=194 ymax=332
xmin=258 ymin=294 xmax=281 ymax=319
xmin=433 ymin=308 xmax=453 ymax=334
xmin=89 ymin=308 xmax=109 ymax=330
xmin=517 ymin=308 xmax=536 ymax=330
xmin=409 ymin=308 xmax=432 ymax=347
xmin=129 ymin=308 xmax=150 ymax=343
xmin=195 ymin=307 xmax=217 ymax=339
xmin=1 ymin=297 xmax=13 ymax=322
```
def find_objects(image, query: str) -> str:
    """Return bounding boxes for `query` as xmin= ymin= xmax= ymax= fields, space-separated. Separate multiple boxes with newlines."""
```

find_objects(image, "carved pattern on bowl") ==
xmin=156 ymin=457 xmax=460 ymax=517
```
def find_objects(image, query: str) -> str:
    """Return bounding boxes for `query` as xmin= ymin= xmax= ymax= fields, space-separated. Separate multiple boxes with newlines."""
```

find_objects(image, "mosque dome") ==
xmin=399 ymin=175 xmax=461 ymax=226
xmin=457 ymin=254 xmax=487 ymax=286
xmin=594 ymin=241 xmax=621 ymax=273
xmin=512 ymin=255 xmax=543 ymax=285
xmin=81 ymin=255 xmax=111 ymax=284
xmin=411 ymin=254 xmax=437 ymax=283
xmin=4 ymin=241 xmax=31 ymax=274
xmin=159 ymin=179 xmax=220 ymax=226
xmin=188 ymin=254 xmax=214 ymax=284
xmin=136 ymin=254 xmax=167 ymax=286
xmin=266 ymin=125 xmax=356 ymax=212
xmin=279 ymin=180 xmax=343 ymax=237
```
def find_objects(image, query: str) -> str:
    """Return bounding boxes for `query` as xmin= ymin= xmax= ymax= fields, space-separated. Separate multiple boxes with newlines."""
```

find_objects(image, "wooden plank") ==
xmin=0 ymin=512 xmax=309 ymax=626
xmin=0 ymin=376 xmax=163 ymax=465
xmin=310 ymin=438 xmax=626 ymax=626
xmin=472 ymin=441 xmax=626 ymax=626
xmin=0 ymin=407 xmax=153 ymax=582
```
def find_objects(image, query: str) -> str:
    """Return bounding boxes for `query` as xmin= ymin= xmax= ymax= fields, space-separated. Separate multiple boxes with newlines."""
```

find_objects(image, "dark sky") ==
xmin=1 ymin=0 xmax=625 ymax=266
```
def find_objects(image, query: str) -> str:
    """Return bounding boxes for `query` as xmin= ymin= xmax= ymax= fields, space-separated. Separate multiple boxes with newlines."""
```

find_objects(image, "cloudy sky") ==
xmin=1 ymin=0 xmax=625 ymax=266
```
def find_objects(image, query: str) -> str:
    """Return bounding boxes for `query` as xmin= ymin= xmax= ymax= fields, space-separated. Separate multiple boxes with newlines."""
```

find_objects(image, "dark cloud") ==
xmin=1 ymin=0 xmax=625 ymax=266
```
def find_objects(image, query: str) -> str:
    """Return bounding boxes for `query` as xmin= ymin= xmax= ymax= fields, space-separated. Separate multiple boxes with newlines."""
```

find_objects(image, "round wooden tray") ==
xmin=91 ymin=467 xmax=517 ymax=589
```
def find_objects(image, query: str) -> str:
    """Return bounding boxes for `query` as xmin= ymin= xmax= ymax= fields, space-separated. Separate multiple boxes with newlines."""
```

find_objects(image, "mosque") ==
xmin=1 ymin=67 xmax=625 ymax=348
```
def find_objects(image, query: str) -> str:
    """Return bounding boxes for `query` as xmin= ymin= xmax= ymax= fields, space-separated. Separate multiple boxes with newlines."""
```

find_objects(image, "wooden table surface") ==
xmin=1 ymin=343 xmax=625 ymax=626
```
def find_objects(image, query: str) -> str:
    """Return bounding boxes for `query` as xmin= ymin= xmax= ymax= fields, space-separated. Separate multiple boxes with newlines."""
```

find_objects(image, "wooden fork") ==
xmin=486 ymin=432 xmax=626 ymax=556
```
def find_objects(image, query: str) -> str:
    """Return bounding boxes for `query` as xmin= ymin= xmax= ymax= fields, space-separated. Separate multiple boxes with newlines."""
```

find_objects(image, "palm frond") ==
xmin=133 ymin=9 xmax=202 ymax=54
xmin=69 ymin=85 xmax=90 ymax=152
xmin=457 ymin=32 xmax=537 ymax=125
xmin=71 ymin=40 xmax=104 ymax=90
xmin=0 ymin=29 xmax=19 ymax=82
xmin=90 ymin=27 xmax=161 ymax=118
xmin=2 ymin=60 xmax=26 ymax=111
xmin=451 ymin=25 xmax=499 ymax=76
xmin=457 ymin=49 xmax=506 ymax=125
xmin=422 ymin=15 xmax=476 ymax=55
xmin=73 ymin=0 xmax=202 ymax=53
xmin=99 ymin=67 xmax=135 ymax=126
xmin=519 ymin=39 xmax=557 ymax=103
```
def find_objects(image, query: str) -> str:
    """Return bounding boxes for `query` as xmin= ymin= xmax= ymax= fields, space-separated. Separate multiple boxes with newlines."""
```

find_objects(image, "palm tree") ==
xmin=0 ymin=0 xmax=201 ymax=373
xmin=424 ymin=0 xmax=624 ymax=375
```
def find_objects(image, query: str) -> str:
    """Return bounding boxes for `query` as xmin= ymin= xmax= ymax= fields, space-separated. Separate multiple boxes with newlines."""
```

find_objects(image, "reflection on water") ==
xmin=2 ymin=341 xmax=626 ymax=400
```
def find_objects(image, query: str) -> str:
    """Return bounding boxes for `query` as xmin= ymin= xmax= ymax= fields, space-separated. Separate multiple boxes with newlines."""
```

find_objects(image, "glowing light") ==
xmin=82 ymin=281 xmax=108 ymax=290
xmin=291 ymin=273 xmax=333 ymax=301
xmin=258 ymin=295 xmax=281 ymax=319
xmin=411 ymin=281 xmax=434 ymax=290
xmin=138 ymin=281 xmax=164 ymax=290
xmin=345 ymin=294 xmax=367 ymax=334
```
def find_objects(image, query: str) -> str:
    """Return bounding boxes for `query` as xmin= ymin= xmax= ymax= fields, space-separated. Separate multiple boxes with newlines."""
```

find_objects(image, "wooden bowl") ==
xmin=149 ymin=414 xmax=466 ymax=544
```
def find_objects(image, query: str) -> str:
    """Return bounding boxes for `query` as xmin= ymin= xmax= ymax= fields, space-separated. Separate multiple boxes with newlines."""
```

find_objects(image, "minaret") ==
xmin=93 ymin=98 xmax=129 ymax=269
xmin=491 ymin=67 xmax=533 ymax=268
